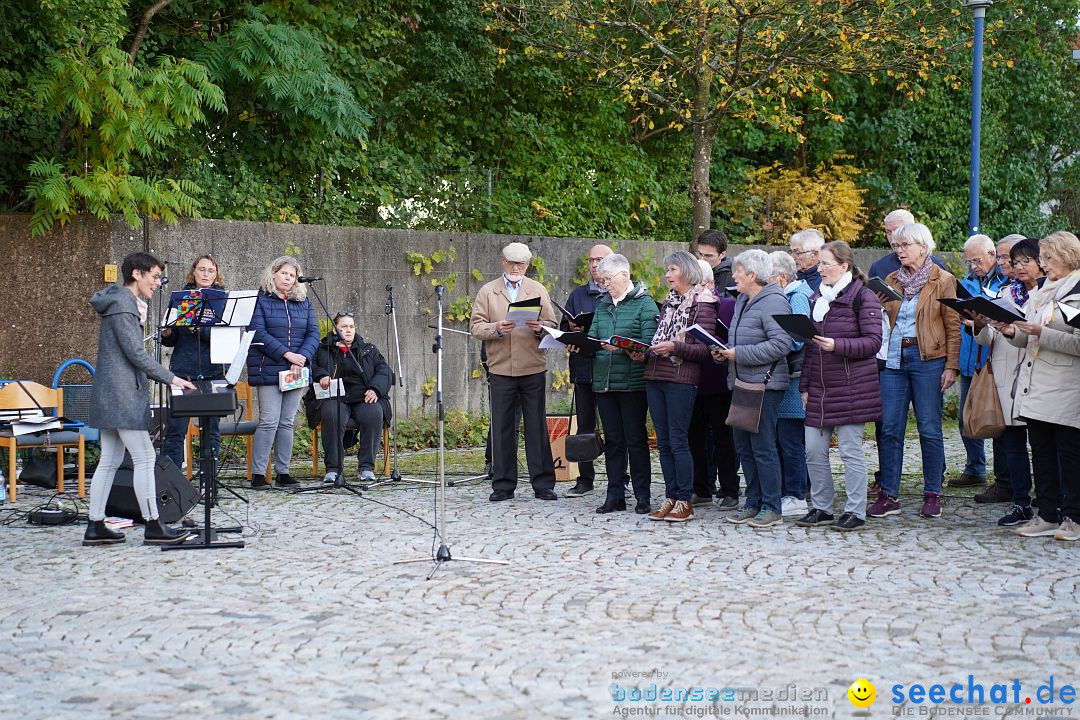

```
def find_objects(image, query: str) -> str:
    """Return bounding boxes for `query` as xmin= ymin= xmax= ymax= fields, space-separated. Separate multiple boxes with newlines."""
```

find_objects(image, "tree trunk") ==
xmin=689 ymin=120 xmax=716 ymax=246
xmin=688 ymin=68 xmax=714 ymax=246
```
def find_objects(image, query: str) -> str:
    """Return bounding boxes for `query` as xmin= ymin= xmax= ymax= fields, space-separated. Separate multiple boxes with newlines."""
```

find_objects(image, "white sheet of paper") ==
xmin=314 ymin=378 xmax=346 ymax=399
xmin=210 ymin=327 xmax=244 ymax=364
xmin=539 ymin=333 xmax=566 ymax=350
xmin=506 ymin=304 xmax=542 ymax=328
xmin=220 ymin=291 xmax=258 ymax=326
xmin=1058 ymin=302 xmax=1080 ymax=323
xmin=161 ymin=308 xmax=179 ymax=328
xmin=225 ymin=330 xmax=256 ymax=385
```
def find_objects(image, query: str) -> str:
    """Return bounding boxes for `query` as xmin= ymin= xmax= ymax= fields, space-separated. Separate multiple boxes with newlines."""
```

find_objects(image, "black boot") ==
xmin=82 ymin=520 xmax=125 ymax=546
xmin=275 ymin=472 xmax=299 ymax=487
xmin=251 ymin=473 xmax=269 ymax=490
xmin=143 ymin=519 xmax=192 ymax=545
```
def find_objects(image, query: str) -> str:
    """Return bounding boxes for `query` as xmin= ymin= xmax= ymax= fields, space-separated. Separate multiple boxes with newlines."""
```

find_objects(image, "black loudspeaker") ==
xmin=106 ymin=454 xmax=199 ymax=523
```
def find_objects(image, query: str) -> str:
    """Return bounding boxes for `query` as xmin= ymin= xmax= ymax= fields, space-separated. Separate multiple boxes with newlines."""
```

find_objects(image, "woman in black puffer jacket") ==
xmin=161 ymin=255 xmax=226 ymax=469
xmin=307 ymin=312 xmax=392 ymax=484
xmin=246 ymin=256 xmax=320 ymax=489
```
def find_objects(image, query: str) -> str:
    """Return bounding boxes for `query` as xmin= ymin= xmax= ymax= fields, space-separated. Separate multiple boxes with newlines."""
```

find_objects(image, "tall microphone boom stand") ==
xmin=361 ymin=284 xmax=437 ymax=490
xmin=395 ymin=285 xmax=507 ymax=578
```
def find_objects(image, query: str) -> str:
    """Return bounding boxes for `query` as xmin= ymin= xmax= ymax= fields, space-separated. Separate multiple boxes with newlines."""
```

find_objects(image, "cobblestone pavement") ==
xmin=2 ymin=429 xmax=1078 ymax=720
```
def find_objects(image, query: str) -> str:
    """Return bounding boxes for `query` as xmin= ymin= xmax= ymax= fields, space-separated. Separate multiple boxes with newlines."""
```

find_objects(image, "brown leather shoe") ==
xmin=665 ymin=500 xmax=694 ymax=523
xmin=648 ymin=498 xmax=675 ymax=521
xmin=949 ymin=473 xmax=987 ymax=488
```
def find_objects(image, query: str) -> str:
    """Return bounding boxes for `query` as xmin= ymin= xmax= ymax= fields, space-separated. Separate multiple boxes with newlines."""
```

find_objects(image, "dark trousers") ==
xmin=595 ymin=390 xmax=651 ymax=504
xmin=1026 ymin=419 xmax=1080 ymax=524
xmin=688 ymin=393 xmax=739 ymax=500
xmin=573 ymin=382 xmax=596 ymax=484
xmin=1000 ymin=426 xmax=1031 ymax=507
xmin=320 ymin=398 xmax=383 ymax=474
xmin=776 ymin=418 xmax=808 ymax=500
xmin=992 ymin=435 xmax=1009 ymax=483
xmin=488 ymin=372 xmax=555 ymax=493
xmin=163 ymin=413 xmax=219 ymax=470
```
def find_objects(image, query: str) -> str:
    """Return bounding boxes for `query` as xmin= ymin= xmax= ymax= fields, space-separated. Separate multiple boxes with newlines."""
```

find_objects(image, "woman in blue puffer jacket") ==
xmin=246 ymin=256 xmax=320 ymax=489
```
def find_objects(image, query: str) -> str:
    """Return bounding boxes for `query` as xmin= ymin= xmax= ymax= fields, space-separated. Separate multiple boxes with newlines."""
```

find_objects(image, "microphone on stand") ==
xmin=297 ymin=275 xmax=322 ymax=283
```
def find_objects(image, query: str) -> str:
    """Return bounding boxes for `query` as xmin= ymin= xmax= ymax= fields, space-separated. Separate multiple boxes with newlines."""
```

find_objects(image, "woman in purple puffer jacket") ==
xmin=797 ymin=241 xmax=883 ymax=532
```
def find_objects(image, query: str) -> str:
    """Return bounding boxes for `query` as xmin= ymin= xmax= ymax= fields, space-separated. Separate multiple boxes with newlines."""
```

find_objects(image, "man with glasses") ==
xmin=470 ymin=243 xmax=559 ymax=501
xmin=951 ymin=234 xmax=1008 ymax=489
xmin=562 ymin=244 xmax=613 ymax=497
xmin=695 ymin=229 xmax=735 ymax=297
xmin=788 ymin=229 xmax=825 ymax=293
xmin=869 ymin=209 xmax=947 ymax=283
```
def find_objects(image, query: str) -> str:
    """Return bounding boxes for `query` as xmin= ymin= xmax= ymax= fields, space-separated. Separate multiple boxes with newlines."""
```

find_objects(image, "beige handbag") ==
xmin=962 ymin=354 xmax=1006 ymax=439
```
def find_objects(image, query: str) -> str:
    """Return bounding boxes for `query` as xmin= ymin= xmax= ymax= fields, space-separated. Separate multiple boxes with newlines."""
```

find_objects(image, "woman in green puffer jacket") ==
xmin=585 ymin=254 xmax=658 ymax=515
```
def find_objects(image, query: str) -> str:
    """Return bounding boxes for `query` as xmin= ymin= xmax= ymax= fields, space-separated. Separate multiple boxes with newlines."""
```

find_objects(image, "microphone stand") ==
xmin=361 ymin=284 xmax=437 ymax=490
xmin=395 ymin=285 xmax=507 ymax=578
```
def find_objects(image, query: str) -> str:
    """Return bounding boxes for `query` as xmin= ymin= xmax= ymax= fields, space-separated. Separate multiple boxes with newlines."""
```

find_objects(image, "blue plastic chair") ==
xmin=51 ymin=359 xmax=99 ymax=444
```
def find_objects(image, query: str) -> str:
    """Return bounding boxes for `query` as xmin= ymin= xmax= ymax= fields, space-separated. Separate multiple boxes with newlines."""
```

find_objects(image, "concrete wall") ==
xmin=0 ymin=213 xmax=955 ymax=413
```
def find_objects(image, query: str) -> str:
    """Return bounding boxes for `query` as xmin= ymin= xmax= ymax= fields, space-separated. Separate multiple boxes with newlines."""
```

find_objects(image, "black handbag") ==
xmin=563 ymin=389 xmax=605 ymax=463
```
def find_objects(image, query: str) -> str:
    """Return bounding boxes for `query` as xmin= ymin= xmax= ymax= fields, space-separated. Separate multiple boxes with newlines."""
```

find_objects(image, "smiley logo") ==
xmin=848 ymin=679 xmax=876 ymax=708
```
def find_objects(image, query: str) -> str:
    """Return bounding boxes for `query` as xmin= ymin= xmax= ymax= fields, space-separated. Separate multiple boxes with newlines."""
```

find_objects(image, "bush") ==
xmin=392 ymin=409 xmax=490 ymax=451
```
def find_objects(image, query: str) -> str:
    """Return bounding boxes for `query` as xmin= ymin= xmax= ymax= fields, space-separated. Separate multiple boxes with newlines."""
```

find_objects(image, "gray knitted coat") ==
xmin=88 ymin=285 xmax=175 ymax=430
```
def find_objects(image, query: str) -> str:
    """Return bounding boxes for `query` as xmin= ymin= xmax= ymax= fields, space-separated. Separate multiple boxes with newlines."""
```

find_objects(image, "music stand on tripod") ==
xmin=395 ymin=286 xmax=508 ymax=578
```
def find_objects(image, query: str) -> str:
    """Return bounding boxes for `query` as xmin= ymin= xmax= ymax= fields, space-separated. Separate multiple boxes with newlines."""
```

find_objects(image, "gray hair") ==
xmin=998 ymin=233 xmax=1026 ymax=249
xmin=596 ymin=253 xmax=630 ymax=279
xmin=884 ymin=208 xmax=915 ymax=229
xmin=258 ymin=256 xmax=308 ymax=301
xmin=895 ymin=223 xmax=936 ymax=255
xmin=697 ymin=259 xmax=714 ymax=280
xmin=732 ymin=249 xmax=772 ymax=286
xmin=963 ymin=234 xmax=995 ymax=253
xmin=790 ymin=228 xmax=825 ymax=252
xmin=663 ymin=251 xmax=704 ymax=286
xmin=767 ymin=251 xmax=798 ymax=282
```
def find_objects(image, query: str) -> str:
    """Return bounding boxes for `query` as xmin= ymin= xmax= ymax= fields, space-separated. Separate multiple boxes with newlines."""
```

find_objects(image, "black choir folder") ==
xmin=937 ymin=296 xmax=1024 ymax=324
xmin=772 ymin=314 xmax=819 ymax=343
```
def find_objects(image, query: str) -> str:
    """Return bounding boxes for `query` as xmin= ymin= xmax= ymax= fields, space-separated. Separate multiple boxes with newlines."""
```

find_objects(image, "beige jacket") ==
xmin=470 ymin=276 xmax=557 ymax=377
xmin=1006 ymin=275 xmax=1080 ymax=427
xmin=974 ymin=306 xmax=1030 ymax=427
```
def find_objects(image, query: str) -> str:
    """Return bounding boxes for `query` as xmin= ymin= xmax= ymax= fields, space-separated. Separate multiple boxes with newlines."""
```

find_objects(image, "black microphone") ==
xmin=297 ymin=275 xmax=322 ymax=283
xmin=160 ymin=276 xmax=169 ymax=286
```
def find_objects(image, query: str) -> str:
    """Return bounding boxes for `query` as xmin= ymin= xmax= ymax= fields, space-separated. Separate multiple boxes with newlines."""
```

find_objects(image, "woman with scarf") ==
xmin=796 ymin=241 xmax=883 ymax=532
xmin=971 ymin=237 xmax=1044 ymax=527
xmin=713 ymin=249 xmax=792 ymax=529
xmin=643 ymin=251 xmax=716 ymax=523
xmin=83 ymin=252 xmax=195 ymax=546
xmin=999 ymin=231 xmax=1080 ymax=541
xmin=871 ymin=223 xmax=961 ymax=520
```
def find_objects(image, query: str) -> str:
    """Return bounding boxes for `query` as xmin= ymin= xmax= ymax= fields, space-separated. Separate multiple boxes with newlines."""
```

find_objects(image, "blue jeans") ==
xmin=731 ymin=390 xmax=783 ymax=514
xmin=646 ymin=381 xmax=697 ymax=502
xmin=957 ymin=374 xmax=987 ymax=478
xmin=880 ymin=347 xmax=946 ymax=497
xmin=776 ymin=418 xmax=807 ymax=499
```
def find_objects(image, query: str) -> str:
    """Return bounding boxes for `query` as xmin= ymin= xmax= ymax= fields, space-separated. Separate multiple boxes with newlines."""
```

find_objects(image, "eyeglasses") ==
xmin=696 ymin=251 xmax=719 ymax=260
xmin=194 ymin=266 xmax=216 ymax=273
xmin=1039 ymin=254 xmax=1054 ymax=264
xmin=1010 ymin=257 xmax=1037 ymax=268
xmin=964 ymin=258 xmax=986 ymax=267
xmin=817 ymin=261 xmax=841 ymax=269
xmin=503 ymin=259 xmax=528 ymax=268
xmin=889 ymin=241 xmax=918 ymax=250
xmin=789 ymin=248 xmax=817 ymax=257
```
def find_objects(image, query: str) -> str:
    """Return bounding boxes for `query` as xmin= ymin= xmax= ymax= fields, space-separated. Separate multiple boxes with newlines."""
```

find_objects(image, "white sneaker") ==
xmin=360 ymin=470 xmax=376 ymax=481
xmin=1015 ymin=516 xmax=1059 ymax=538
xmin=781 ymin=496 xmax=808 ymax=517
xmin=1055 ymin=518 xmax=1080 ymax=542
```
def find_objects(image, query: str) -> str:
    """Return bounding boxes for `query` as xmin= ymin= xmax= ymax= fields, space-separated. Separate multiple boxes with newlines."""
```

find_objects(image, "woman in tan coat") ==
xmin=999 ymin=231 xmax=1080 ymax=541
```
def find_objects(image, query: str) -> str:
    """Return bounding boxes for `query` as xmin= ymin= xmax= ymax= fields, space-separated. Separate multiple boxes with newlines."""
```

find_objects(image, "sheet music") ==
xmin=313 ymin=378 xmax=346 ymax=399
xmin=225 ymin=330 xmax=256 ymax=385
xmin=220 ymin=291 xmax=258 ymax=326
xmin=1058 ymin=302 xmax=1080 ymax=324
xmin=210 ymin=327 xmax=244 ymax=364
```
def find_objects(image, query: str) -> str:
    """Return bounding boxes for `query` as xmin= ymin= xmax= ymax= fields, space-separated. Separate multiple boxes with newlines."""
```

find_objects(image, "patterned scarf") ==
xmin=895 ymin=256 xmax=934 ymax=300
xmin=1008 ymin=279 xmax=1029 ymax=308
xmin=652 ymin=285 xmax=705 ymax=349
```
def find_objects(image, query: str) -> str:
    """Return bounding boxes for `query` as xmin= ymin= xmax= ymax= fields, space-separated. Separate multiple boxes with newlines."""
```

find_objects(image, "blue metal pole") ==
xmin=969 ymin=4 xmax=989 ymax=235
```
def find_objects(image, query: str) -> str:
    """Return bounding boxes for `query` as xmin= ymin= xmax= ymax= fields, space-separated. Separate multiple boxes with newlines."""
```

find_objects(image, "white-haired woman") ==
xmin=713 ymin=249 xmax=792 ymax=528
xmin=644 ymin=251 xmax=716 ymax=523
xmin=789 ymin=229 xmax=825 ymax=293
xmin=768 ymin=250 xmax=813 ymax=517
xmin=246 ymin=256 xmax=321 ymax=489
xmin=871 ymin=223 xmax=961 ymax=520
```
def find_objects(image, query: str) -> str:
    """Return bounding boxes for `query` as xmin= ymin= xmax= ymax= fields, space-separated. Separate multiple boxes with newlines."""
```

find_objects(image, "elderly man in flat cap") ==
xmin=471 ymin=242 xmax=560 ymax=501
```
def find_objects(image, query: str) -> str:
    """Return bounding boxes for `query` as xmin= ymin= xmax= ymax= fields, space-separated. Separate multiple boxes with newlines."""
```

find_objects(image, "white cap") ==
xmin=502 ymin=242 xmax=532 ymax=263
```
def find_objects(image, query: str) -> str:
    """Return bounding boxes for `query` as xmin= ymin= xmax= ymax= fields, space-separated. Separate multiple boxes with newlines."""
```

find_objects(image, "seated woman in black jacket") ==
xmin=311 ymin=312 xmax=392 ymax=484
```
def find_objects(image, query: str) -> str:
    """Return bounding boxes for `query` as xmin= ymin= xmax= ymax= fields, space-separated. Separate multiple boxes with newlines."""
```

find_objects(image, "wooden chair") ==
xmin=184 ymin=380 xmax=258 ymax=483
xmin=312 ymin=422 xmax=390 ymax=478
xmin=0 ymin=381 xmax=85 ymax=503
